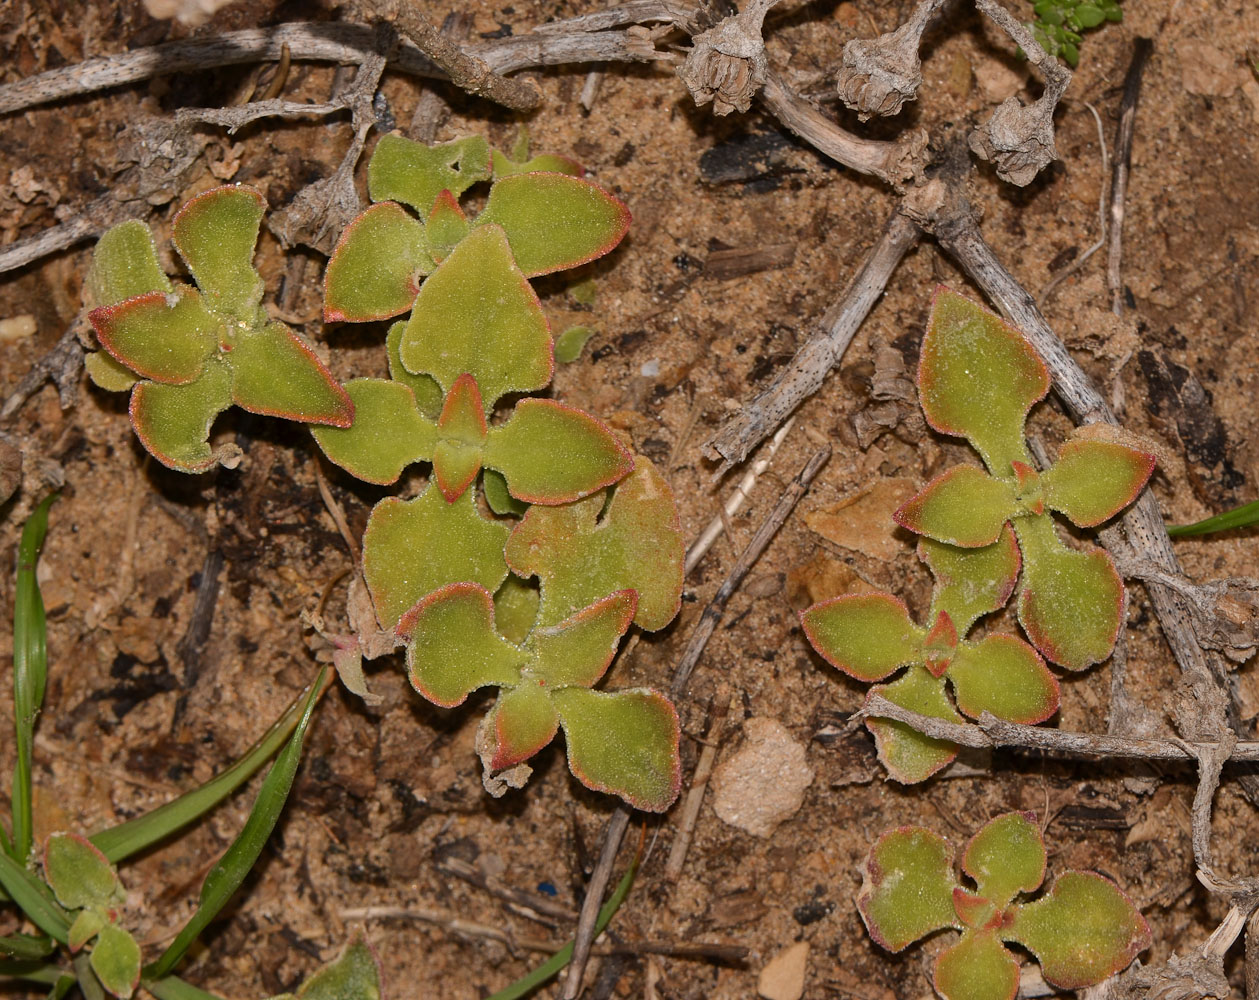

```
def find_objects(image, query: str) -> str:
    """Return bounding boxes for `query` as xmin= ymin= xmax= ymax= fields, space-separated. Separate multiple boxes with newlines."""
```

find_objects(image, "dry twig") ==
xmin=1107 ymin=38 xmax=1154 ymax=315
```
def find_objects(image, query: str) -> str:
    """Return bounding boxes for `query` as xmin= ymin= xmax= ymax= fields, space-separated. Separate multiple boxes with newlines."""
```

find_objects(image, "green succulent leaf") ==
xmin=961 ymin=812 xmax=1045 ymax=909
xmin=527 ymin=590 xmax=637 ymax=689
xmin=800 ymin=594 xmax=924 ymax=683
xmin=895 ymin=466 xmax=1017 ymax=548
xmin=129 ymin=359 xmax=233 ymax=472
xmin=484 ymin=400 xmax=633 ymax=505
xmin=90 ymin=288 xmax=219 ymax=385
xmin=68 ymin=909 xmax=107 ymax=952
xmin=362 ymin=485 xmax=510 ymax=629
xmin=398 ymin=583 xmax=526 ymax=708
xmin=1014 ymin=515 xmax=1123 ymax=670
xmin=554 ymin=325 xmax=597 ymax=363
xmin=865 ymin=665 xmax=962 ymax=783
xmin=310 ymin=379 xmax=436 ymax=485
xmin=90 ymin=925 xmax=141 ymax=999
xmin=323 ymin=202 xmax=433 ymax=323
xmin=920 ymin=527 xmax=1021 ymax=637
xmin=432 ymin=373 xmax=489 ymax=502
xmin=919 ymin=289 xmax=1048 ymax=473
xmin=933 ymin=931 xmax=1019 ymax=1000
xmin=399 ymin=224 xmax=553 ymax=406
xmin=491 ymin=148 xmax=585 ymax=178
xmin=367 ymin=134 xmax=491 ymax=216
xmin=288 ymin=938 xmax=382 ymax=1000
xmin=858 ymin=825 xmax=958 ymax=952
xmin=171 ymin=185 xmax=266 ymax=323
xmin=947 ymin=635 xmax=1059 ymax=724
xmin=229 ymin=321 xmax=354 ymax=427
xmin=87 ymin=220 xmax=172 ymax=307
xmin=424 ymin=190 xmax=471 ymax=261
xmin=386 ymin=320 xmax=443 ymax=418
xmin=85 ymin=352 xmax=139 ymax=392
xmin=1006 ymin=872 xmax=1150 ymax=989
xmin=485 ymin=681 xmax=560 ymax=769
xmin=550 ymin=686 xmax=681 ymax=812
xmin=474 ymin=173 xmax=631 ymax=278
xmin=505 ymin=457 xmax=684 ymax=630
xmin=483 ymin=469 xmax=530 ymax=517
xmin=1041 ymin=439 xmax=1155 ymax=527
xmin=494 ymin=575 xmax=540 ymax=644
xmin=43 ymin=833 xmax=122 ymax=911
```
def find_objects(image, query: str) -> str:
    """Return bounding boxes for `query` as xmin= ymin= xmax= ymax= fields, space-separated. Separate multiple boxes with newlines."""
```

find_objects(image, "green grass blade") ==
xmin=1167 ymin=499 xmax=1259 ymax=537
xmin=0 ymin=932 xmax=55 ymax=960
xmin=47 ymin=971 xmax=77 ymax=1000
xmin=484 ymin=856 xmax=639 ymax=1000
xmin=0 ymin=851 xmax=70 ymax=943
xmin=0 ymin=959 xmax=68 ymax=985
xmin=144 ymin=974 xmax=228 ymax=1000
xmin=91 ymin=671 xmax=332 ymax=864
xmin=146 ymin=667 xmax=327 ymax=981
xmin=12 ymin=494 xmax=55 ymax=863
xmin=72 ymin=952 xmax=105 ymax=1000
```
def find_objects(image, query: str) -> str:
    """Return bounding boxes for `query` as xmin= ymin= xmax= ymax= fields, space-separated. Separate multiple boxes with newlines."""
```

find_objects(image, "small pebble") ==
xmin=758 ymin=941 xmax=809 ymax=1000
xmin=712 ymin=717 xmax=813 ymax=837
xmin=0 ymin=315 xmax=36 ymax=342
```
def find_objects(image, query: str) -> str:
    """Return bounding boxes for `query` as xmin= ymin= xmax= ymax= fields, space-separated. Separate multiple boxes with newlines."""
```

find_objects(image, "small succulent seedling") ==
xmin=308 ymin=134 xmax=685 ymax=811
xmin=43 ymin=833 xmax=140 ymax=999
xmin=802 ymin=527 xmax=1058 ymax=782
xmin=85 ymin=186 xmax=352 ymax=471
xmin=1027 ymin=0 xmax=1122 ymax=66
xmin=859 ymin=811 xmax=1150 ymax=1000
xmin=266 ymin=936 xmax=382 ymax=1000
xmin=893 ymin=289 xmax=1154 ymax=670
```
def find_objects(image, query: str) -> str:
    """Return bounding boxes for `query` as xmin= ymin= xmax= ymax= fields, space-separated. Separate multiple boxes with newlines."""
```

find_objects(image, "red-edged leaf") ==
xmin=526 ymin=590 xmax=637 ymax=689
xmin=1015 ymin=515 xmax=1123 ymax=670
xmin=919 ymin=288 xmax=1048 ymax=474
xmin=87 ymin=219 xmax=171 ymax=307
xmin=425 ymin=188 xmax=470 ymax=261
xmin=1042 ymin=439 xmax=1156 ymax=527
xmin=953 ymin=889 xmax=1000 ymax=930
xmin=323 ymin=202 xmax=432 ymax=323
xmin=961 ymin=811 xmax=1045 ymax=908
xmin=1005 ymin=872 xmax=1151 ymax=989
xmin=85 ymin=351 xmax=140 ymax=392
xmin=865 ymin=666 xmax=962 ymax=783
xmin=433 ymin=373 xmax=489 ymax=502
xmin=171 ymin=185 xmax=266 ymax=322
xmin=229 ymin=321 xmax=353 ymax=427
xmin=800 ymin=593 xmax=924 ymax=682
xmin=486 ymin=681 xmax=559 ymax=769
xmin=397 ymin=582 xmax=525 ymax=707
xmin=933 ymin=931 xmax=1019 ymax=1000
xmin=44 ymin=832 xmax=123 ymax=911
xmin=129 ymin=360 xmax=233 ymax=473
xmin=505 ymin=457 xmax=684 ymax=630
xmin=362 ymin=485 xmax=510 ymax=629
xmin=857 ymin=825 xmax=958 ymax=952
xmin=947 ymin=634 xmax=1059 ymax=724
xmin=90 ymin=287 xmax=219 ymax=385
xmin=310 ymin=378 xmax=437 ymax=485
xmin=550 ymin=686 xmax=681 ymax=812
xmin=894 ymin=466 xmax=1017 ymax=548
xmin=484 ymin=399 xmax=633 ymax=505
xmin=91 ymin=924 xmax=142 ymax=1000
xmin=922 ymin=611 xmax=959 ymax=678
xmin=367 ymin=134 xmax=491 ymax=216
xmin=399 ymin=224 xmax=554 ymax=406
xmin=921 ymin=527 xmax=1022 ymax=638
xmin=475 ymin=172 xmax=631 ymax=277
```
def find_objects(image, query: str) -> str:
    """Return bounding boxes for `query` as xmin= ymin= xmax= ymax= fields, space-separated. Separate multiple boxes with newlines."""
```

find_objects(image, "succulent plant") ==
xmin=85 ymin=186 xmax=352 ymax=472
xmin=1028 ymin=0 xmax=1122 ymax=66
xmin=858 ymin=811 xmax=1150 ymax=1000
xmin=802 ymin=526 xmax=1058 ymax=782
xmin=893 ymin=289 xmax=1154 ymax=670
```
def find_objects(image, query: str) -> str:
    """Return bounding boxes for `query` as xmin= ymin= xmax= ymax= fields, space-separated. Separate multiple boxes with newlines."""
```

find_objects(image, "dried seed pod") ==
xmin=969 ymin=95 xmax=1060 ymax=186
xmin=679 ymin=0 xmax=780 ymax=115
xmin=835 ymin=0 xmax=944 ymax=120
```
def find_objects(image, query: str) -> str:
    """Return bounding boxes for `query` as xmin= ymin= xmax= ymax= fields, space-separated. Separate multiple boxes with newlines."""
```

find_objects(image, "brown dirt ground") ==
xmin=2 ymin=0 xmax=1259 ymax=997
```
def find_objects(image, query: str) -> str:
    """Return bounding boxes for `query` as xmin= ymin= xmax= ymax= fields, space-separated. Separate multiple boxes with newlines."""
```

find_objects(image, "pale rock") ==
xmin=758 ymin=941 xmax=809 ymax=1000
xmin=974 ymin=59 xmax=1025 ymax=103
xmin=1178 ymin=40 xmax=1241 ymax=97
xmin=712 ymin=717 xmax=813 ymax=837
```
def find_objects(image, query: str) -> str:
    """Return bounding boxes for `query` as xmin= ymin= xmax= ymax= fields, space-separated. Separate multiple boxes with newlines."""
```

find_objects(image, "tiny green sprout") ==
xmin=1027 ymin=0 xmax=1121 ymax=66
xmin=802 ymin=527 xmax=1058 ymax=783
xmin=893 ymin=289 xmax=1155 ymax=670
xmin=85 ymin=186 xmax=352 ymax=472
xmin=859 ymin=811 xmax=1150 ymax=1000
xmin=266 ymin=936 xmax=382 ymax=1000
xmin=43 ymin=833 xmax=141 ymax=999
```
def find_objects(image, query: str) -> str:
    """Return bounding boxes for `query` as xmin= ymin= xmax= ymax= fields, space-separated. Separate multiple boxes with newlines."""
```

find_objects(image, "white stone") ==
xmin=758 ymin=941 xmax=809 ymax=1000
xmin=712 ymin=717 xmax=813 ymax=837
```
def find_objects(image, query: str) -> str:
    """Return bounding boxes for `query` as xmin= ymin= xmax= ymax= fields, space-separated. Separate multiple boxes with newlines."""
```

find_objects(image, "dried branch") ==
xmin=704 ymin=209 xmax=920 ymax=474
xmin=0 ymin=325 xmax=85 ymax=421
xmin=561 ymin=807 xmax=632 ymax=1000
xmin=363 ymin=0 xmax=540 ymax=111
xmin=664 ymin=688 xmax=735 ymax=879
xmin=1107 ymin=38 xmax=1154 ymax=315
